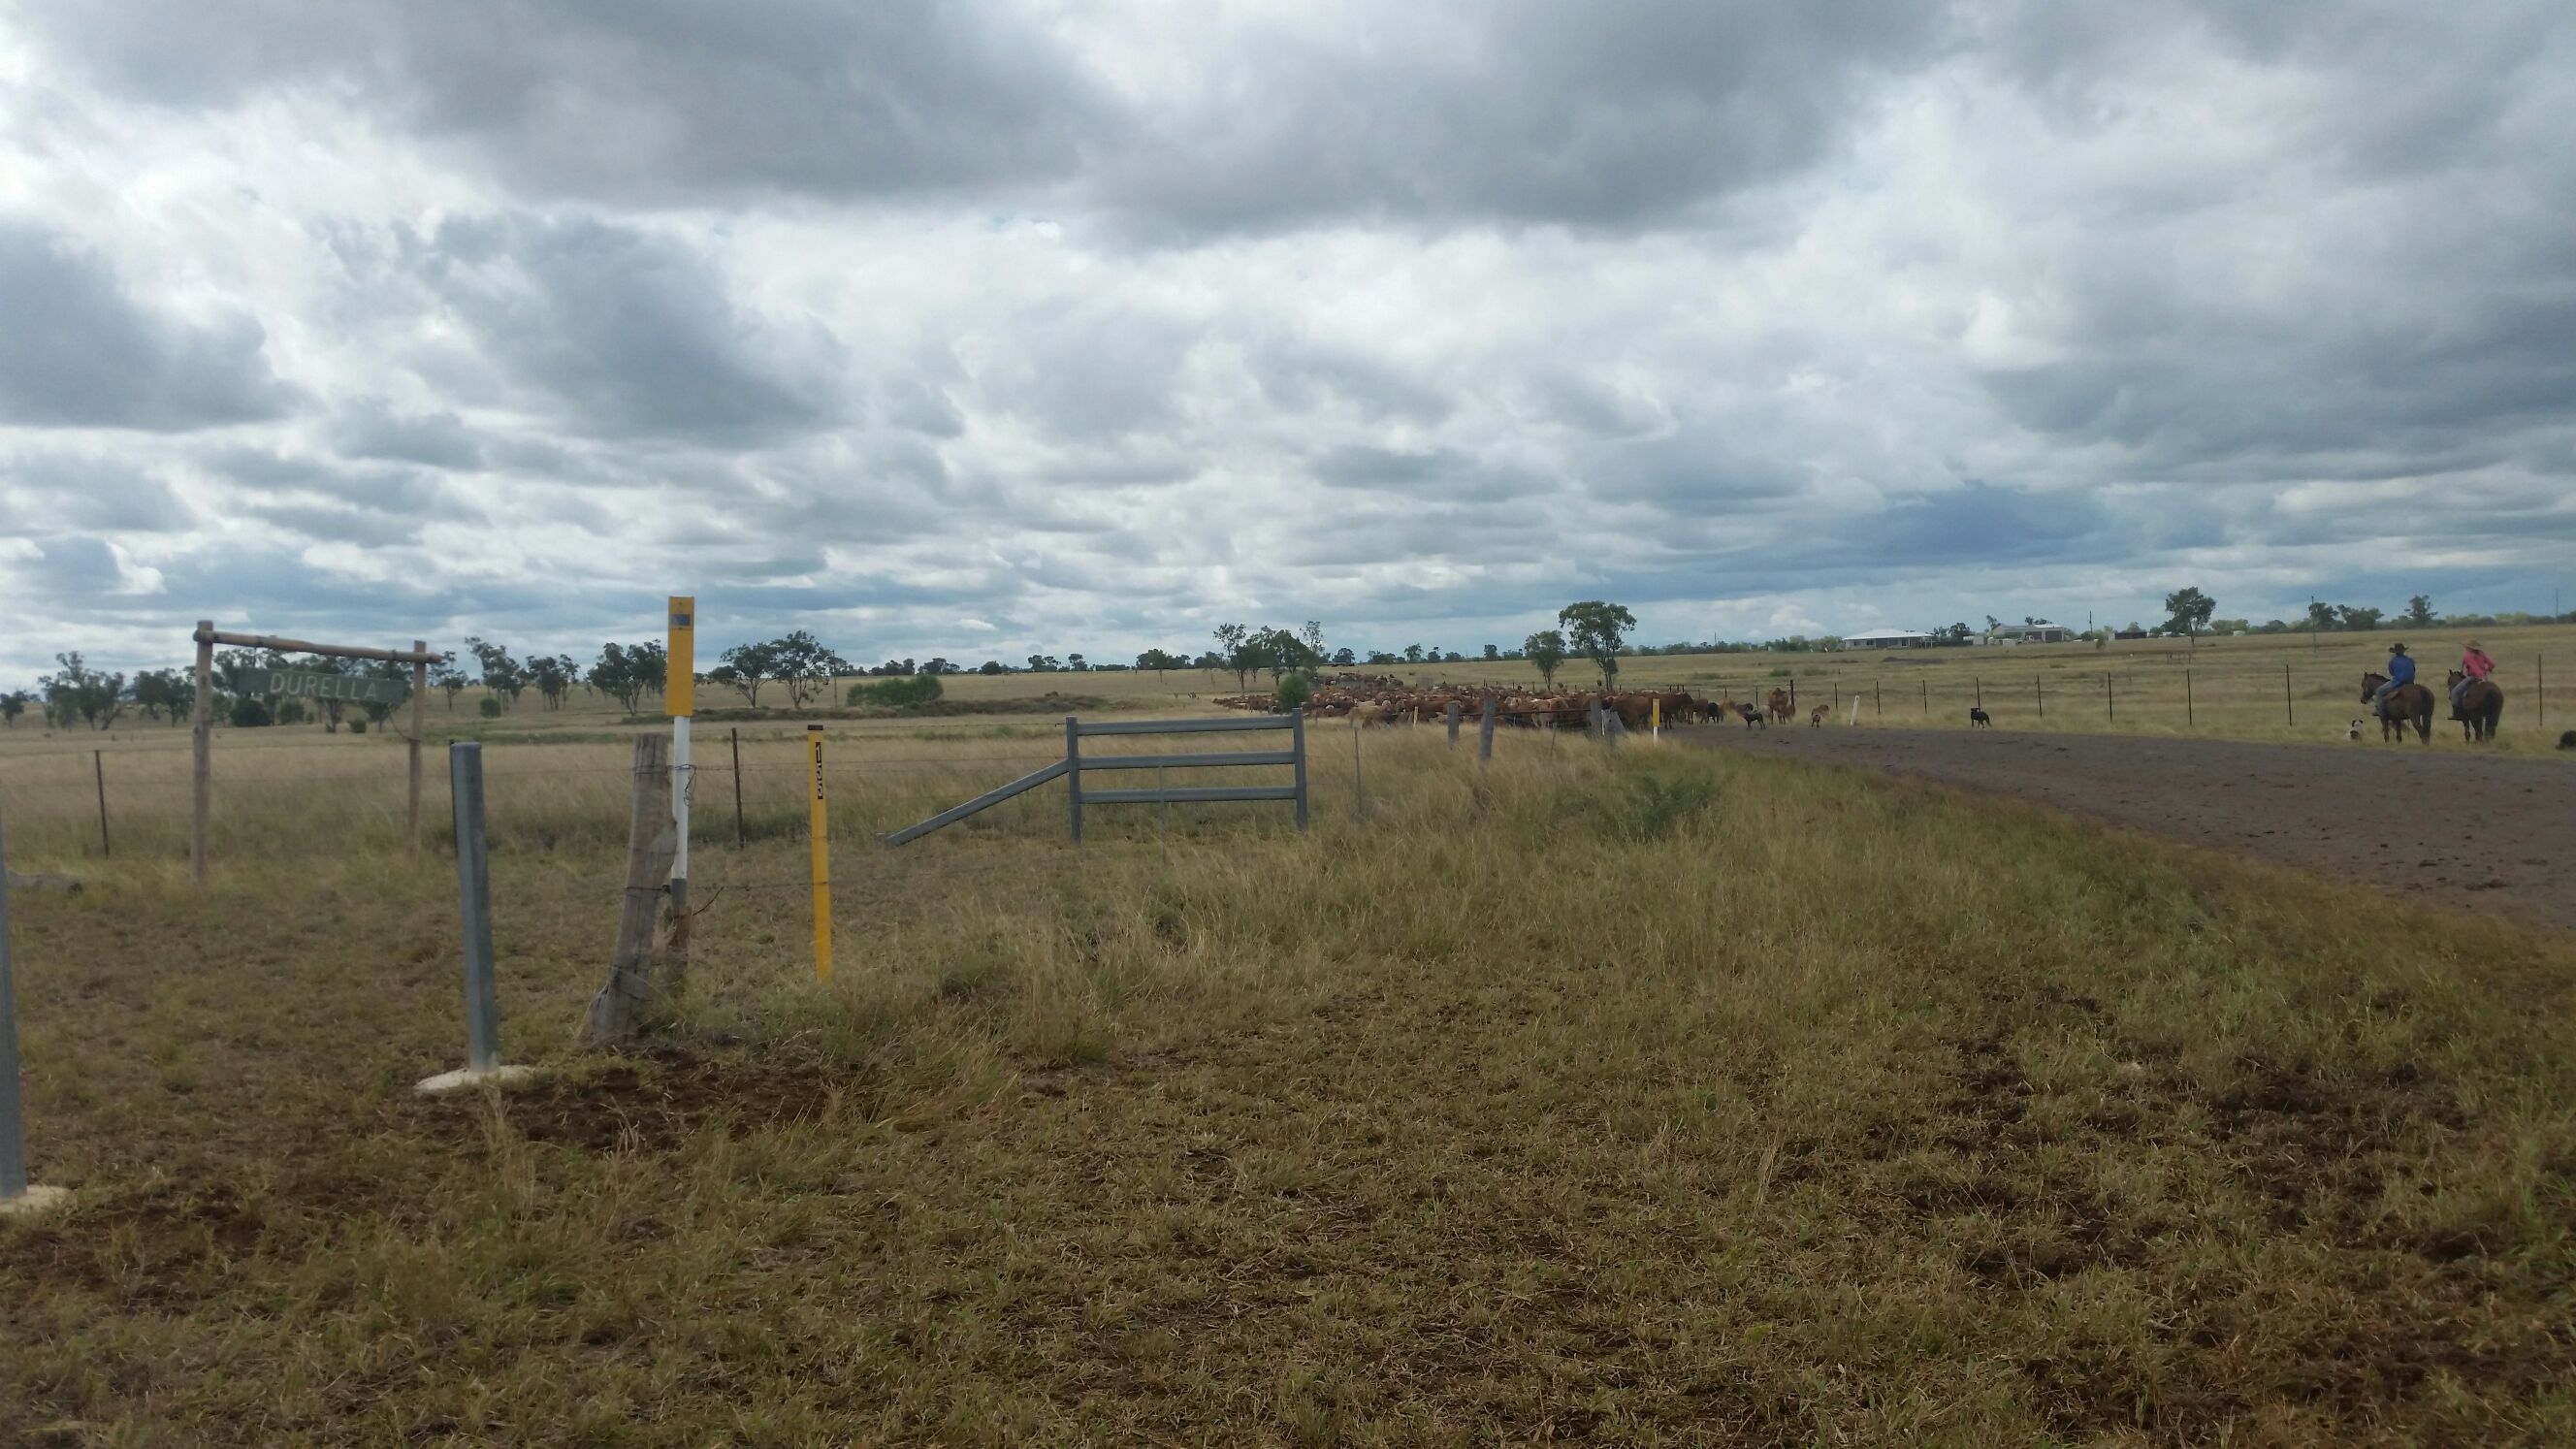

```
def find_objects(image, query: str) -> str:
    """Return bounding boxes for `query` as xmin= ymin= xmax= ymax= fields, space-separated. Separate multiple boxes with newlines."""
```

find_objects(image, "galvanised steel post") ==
xmin=450 ymin=742 xmax=500 ymax=1073
xmin=0 ymin=802 xmax=28 ymax=1199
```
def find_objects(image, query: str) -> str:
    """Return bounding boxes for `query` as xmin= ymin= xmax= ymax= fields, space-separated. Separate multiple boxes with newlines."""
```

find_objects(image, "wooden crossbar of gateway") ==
xmin=884 ymin=713 xmax=1309 ymax=846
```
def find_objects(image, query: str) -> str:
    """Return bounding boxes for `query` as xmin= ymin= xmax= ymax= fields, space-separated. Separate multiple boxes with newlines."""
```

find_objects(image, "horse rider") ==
xmin=2374 ymin=641 xmax=2415 ymax=718
xmin=2454 ymin=637 xmax=2496 ymax=712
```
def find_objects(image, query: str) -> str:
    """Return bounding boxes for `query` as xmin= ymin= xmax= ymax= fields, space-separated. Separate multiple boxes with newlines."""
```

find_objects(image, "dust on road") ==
xmin=1687 ymin=726 xmax=2576 ymax=934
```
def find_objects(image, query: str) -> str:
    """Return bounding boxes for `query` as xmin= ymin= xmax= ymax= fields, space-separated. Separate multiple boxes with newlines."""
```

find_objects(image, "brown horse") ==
xmin=2361 ymin=672 xmax=2433 ymax=744
xmin=2443 ymin=670 xmax=2504 ymax=742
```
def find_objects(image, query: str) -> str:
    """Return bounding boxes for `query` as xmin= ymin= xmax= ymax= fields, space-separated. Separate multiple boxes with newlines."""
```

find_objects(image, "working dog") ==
xmin=1968 ymin=707 xmax=1992 ymax=728
xmin=2348 ymin=719 xmax=2366 ymax=741
xmin=1810 ymin=704 xmax=1832 ymax=727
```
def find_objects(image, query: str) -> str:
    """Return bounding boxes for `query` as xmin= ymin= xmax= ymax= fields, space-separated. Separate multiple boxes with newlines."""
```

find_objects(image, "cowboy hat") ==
xmin=2388 ymin=641 xmax=2409 ymax=654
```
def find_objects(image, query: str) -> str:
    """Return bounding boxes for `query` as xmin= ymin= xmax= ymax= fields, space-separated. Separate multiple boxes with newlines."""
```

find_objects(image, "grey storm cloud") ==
xmin=0 ymin=456 xmax=194 ymax=534
xmin=15 ymin=0 xmax=1105 ymax=203
xmin=329 ymin=399 xmax=485 ymax=470
xmin=0 ymin=224 xmax=288 ymax=431
xmin=18 ymin=0 xmax=1946 ymax=228
xmin=6 ymin=0 xmax=2576 ymax=681
xmin=411 ymin=215 xmax=824 ymax=443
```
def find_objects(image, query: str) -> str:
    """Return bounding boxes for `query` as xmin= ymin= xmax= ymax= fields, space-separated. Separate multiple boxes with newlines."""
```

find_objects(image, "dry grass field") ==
xmin=4 ymin=704 xmax=2574 ymax=1443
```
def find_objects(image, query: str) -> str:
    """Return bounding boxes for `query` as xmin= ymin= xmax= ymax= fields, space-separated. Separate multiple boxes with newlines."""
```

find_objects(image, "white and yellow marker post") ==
xmin=666 ymin=596 xmax=695 ymax=963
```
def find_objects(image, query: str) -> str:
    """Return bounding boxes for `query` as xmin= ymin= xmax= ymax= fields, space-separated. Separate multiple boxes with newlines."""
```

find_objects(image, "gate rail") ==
xmin=884 ymin=713 xmax=1308 ymax=846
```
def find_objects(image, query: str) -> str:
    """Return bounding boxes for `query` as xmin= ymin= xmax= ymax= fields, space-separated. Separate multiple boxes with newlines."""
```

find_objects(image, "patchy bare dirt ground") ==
xmin=7 ymin=742 xmax=2574 ymax=1443
xmin=1688 ymin=725 xmax=2576 ymax=932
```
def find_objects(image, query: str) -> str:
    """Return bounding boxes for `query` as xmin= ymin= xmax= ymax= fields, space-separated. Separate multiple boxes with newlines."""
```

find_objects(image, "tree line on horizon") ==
xmin=8 ymin=594 xmax=2567 ymax=731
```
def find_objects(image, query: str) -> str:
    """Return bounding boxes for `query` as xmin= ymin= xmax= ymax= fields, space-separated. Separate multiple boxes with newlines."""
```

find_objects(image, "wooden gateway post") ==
xmin=190 ymin=623 xmax=444 ymax=886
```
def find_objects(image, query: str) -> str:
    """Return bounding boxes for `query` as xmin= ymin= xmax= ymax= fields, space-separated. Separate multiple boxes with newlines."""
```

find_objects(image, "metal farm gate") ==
xmin=885 ymin=713 xmax=1308 ymax=846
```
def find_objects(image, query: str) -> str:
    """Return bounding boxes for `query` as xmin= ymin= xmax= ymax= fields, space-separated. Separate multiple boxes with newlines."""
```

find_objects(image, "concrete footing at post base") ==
xmin=0 ymin=1184 xmax=71 ymax=1219
xmin=414 ymin=1063 xmax=536 ymax=1098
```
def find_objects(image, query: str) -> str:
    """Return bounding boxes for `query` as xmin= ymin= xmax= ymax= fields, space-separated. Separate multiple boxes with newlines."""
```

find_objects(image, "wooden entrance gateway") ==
xmin=188 ymin=621 xmax=446 ymax=886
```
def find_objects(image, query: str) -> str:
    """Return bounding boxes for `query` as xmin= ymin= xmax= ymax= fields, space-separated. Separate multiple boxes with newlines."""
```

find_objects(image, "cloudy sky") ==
xmin=4 ymin=1 xmax=2572 ymax=681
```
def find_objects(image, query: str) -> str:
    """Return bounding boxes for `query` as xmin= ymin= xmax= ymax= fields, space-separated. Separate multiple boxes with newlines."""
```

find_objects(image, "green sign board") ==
xmin=252 ymin=668 xmax=410 ymax=706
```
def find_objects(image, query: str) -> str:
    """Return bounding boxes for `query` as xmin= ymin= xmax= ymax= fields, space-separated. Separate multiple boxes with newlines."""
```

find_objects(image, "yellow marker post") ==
xmin=1651 ymin=696 xmax=1660 ymax=740
xmin=665 ymin=596 xmax=695 ymax=716
xmin=806 ymin=724 xmax=831 ymax=983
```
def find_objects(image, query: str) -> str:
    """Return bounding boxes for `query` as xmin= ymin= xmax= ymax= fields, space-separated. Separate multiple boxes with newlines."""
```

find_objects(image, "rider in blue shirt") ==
xmin=2374 ymin=642 xmax=2415 ymax=717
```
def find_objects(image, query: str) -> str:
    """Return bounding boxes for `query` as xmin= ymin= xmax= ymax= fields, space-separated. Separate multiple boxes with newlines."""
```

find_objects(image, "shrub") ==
xmin=275 ymin=699 xmax=309 ymax=725
xmin=1273 ymin=674 xmax=1314 ymax=713
xmin=847 ymin=675 xmax=944 ymax=708
xmin=478 ymin=697 xmax=503 ymax=719
xmin=347 ymin=718 xmax=366 ymax=735
xmin=228 ymin=696 xmax=272 ymax=728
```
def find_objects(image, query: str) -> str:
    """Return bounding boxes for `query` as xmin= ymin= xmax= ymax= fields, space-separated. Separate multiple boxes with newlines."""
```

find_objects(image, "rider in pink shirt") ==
xmin=2452 ymin=639 xmax=2496 ymax=711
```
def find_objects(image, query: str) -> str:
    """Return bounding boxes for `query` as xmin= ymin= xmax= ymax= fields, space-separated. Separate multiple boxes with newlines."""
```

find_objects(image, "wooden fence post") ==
xmin=190 ymin=620 xmax=212 ymax=886
xmin=2284 ymin=663 xmax=2294 ymax=726
xmin=1065 ymin=715 xmax=1083 ymax=845
xmin=2185 ymin=668 xmax=2194 ymax=727
xmin=408 ymin=639 xmax=427 ymax=858
xmin=582 ymin=734 xmax=678 ymax=1046
xmin=92 ymin=751 xmax=110 ymax=859
xmin=2105 ymin=672 xmax=2114 ymax=723
xmin=1478 ymin=697 xmax=1496 ymax=762
xmin=730 ymin=727 xmax=746 ymax=850
xmin=2034 ymin=674 xmax=2043 ymax=720
xmin=1352 ymin=713 xmax=1366 ymax=821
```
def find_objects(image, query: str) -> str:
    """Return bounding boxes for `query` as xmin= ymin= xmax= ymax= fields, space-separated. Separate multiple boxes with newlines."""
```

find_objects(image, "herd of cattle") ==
xmin=1215 ymin=675 xmax=1829 ymax=728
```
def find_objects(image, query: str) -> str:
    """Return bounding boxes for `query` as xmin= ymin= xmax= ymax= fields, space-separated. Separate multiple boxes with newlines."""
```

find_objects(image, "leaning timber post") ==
xmin=92 ymin=751 xmax=110 ymax=859
xmin=2035 ymin=673 xmax=2043 ymax=719
xmin=190 ymin=620 xmax=214 ymax=886
xmin=408 ymin=639 xmax=427 ymax=858
xmin=664 ymin=597 xmax=695 ymax=993
xmin=1921 ymin=679 xmax=1928 ymax=715
xmin=1478 ymin=696 xmax=1497 ymax=763
xmin=2284 ymin=663 xmax=2294 ymax=726
xmin=1875 ymin=679 xmax=1883 ymax=719
xmin=1447 ymin=700 xmax=1462 ymax=749
xmin=2106 ymin=672 xmax=2114 ymax=723
xmin=2537 ymin=656 xmax=2545 ymax=727
xmin=2185 ymin=668 xmax=2194 ymax=727
xmin=1974 ymin=676 xmax=1982 ymax=709
xmin=582 ymin=734 xmax=678 ymax=1046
